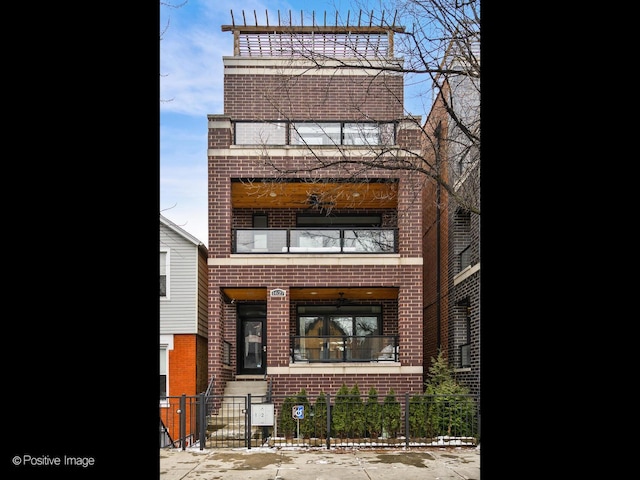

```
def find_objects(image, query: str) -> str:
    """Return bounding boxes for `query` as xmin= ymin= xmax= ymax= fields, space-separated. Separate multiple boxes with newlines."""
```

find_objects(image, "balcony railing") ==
xmin=291 ymin=335 xmax=398 ymax=363
xmin=233 ymin=228 xmax=397 ymax=253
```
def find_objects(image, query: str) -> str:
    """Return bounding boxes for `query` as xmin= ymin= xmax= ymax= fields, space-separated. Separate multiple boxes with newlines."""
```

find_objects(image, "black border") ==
xmin=4 ymin=3 xmax=159 ymax=477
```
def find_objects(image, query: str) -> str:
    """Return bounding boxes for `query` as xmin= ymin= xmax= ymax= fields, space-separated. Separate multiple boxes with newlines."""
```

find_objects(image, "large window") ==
xmin=234 ymin=121 xmax=396 ymax=146
xmin=291 ymin=123 xmax=341 ymax=145
xmin=295 ymin=306 xmax=383 ymax=361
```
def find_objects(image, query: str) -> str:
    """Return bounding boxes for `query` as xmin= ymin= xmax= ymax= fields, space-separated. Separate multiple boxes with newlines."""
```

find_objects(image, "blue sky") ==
xmin=160 ymin=0 xmax=428 ymax=246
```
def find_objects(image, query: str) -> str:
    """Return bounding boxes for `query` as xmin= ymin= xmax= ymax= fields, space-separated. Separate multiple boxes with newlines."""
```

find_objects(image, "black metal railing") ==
xmin=160 ymin=392 xmax=479 ymax=450
xmin=233 ymin=228 xmax=397 ymax=254
xmin=291 ymin=335 xmax=398 ymax=363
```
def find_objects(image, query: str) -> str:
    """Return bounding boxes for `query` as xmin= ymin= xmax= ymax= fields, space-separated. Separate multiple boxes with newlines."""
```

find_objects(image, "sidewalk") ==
xmin=160 ymin=444 xmax=480 ymax=479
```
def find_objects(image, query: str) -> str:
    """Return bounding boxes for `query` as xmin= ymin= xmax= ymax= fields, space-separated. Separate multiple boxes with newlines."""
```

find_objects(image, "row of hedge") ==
xmin=276 ymin=353 xmax=477 ymax=440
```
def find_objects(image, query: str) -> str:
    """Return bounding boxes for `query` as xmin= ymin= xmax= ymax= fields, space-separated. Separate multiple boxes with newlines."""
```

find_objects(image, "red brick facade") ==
xmin=207 ymin=25 xmax=426 ymax=403
xmin=160 ymin=334 xmax=207 ymax=442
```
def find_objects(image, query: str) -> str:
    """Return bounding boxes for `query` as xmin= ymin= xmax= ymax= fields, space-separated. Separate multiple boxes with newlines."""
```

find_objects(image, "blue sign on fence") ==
xmin=292 ymin=405 xmax=304 ymax=419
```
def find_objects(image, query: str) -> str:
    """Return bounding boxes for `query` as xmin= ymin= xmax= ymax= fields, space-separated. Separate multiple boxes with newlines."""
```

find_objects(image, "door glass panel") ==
xmin=242 ymin=320 xmax=263 ymax=369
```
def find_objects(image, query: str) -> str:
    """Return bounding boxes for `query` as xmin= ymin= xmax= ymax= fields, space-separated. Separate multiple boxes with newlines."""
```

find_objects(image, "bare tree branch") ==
xmin=227 ymin=1 xmax=480 ymax=216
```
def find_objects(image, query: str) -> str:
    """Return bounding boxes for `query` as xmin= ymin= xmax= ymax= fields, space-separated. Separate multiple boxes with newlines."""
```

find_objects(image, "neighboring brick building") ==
xmin=206 ymin=12 xmax=426 ymax=403
xmin=422 ymin=39 xmax=481 ymax=399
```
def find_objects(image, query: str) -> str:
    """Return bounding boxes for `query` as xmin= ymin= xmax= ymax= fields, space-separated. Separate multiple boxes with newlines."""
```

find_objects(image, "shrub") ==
xmin=364 ymin=387 xmax=382 ymax=438
xmin=408 ymin=394 xmax=427 ymax=437
xmin=348 ymin=384 xmax=365 ymax=437
xmin=382 ymin=389 xmax=402 ymax=437
xmin=424 ymin=351 xmax=476 ymax=438
xmin=331 ymin=383 xmax=351 ymax=438
xmin=312 ymin=392 xmax=328 ymax=439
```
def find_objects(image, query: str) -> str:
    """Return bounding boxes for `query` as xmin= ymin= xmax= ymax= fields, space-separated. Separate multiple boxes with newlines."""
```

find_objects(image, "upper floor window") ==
xmin=454 ymin=209 xmax=472 ymax=272
xmin=291 ymin=122 xmax=341 ymax=145
xmin=234 ymin=121 xmax=396 ymax=146
xmin=457 ymin=298 xmax=471 ymax=368
xmin=253 ymin=213 xmax=268 ymax=228
xmin=296 ymin=214 xmax=381 ymax=227
xmin=160 ymin=250 xmax=168 ymax=297
xmin=235 ymin=122 xmax=286 ymax=145
xmin=343 ymin=123 xmax=395 ymax=145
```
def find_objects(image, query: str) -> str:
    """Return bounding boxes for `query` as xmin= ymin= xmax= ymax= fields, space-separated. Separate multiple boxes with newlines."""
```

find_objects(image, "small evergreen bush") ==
xmin=364 ymin=387 xmax=382 ymax=438
xmin=382 ymin=389 xmax=402 ymax=437
xmin=331 ymin=383 xmax=351 ymax=438
xmin=312 ymin=392 xmax=328 ymax=439
xmin=424 ymin=351 xmax=476 ymax=438
xmin=348 ymin=384 xmax=365 ymax=437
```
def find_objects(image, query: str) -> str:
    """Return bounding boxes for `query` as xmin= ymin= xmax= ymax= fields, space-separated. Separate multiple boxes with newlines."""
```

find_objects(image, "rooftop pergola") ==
xmin=222 ymin=10 xmax=405 ymax=58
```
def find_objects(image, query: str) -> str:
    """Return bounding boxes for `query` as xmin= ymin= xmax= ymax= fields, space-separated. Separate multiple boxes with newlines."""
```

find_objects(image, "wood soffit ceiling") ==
xmin=221 ymin=287 xmax=399 ymax=302
xmin=231 ymin=181 xmax=398 ymax=209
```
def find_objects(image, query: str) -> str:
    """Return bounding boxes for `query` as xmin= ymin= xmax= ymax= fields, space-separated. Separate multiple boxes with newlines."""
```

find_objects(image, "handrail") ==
xmin=204 ymin=374 xmax=215 ymax=396
xmin=291 ymin=334 xmax=398 ymax=363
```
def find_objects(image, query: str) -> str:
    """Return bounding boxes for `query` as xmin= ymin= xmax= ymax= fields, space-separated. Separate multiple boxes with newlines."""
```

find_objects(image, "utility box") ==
xmin=251 ymin=404 xmax=275 ymax=426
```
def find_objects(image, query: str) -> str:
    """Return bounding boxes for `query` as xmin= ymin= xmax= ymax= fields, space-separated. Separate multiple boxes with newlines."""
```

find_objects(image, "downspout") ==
xmin=436 ymin=179 xmax=441 ymax=352
xmin=435 ymin=123 xmax=442 ymax=352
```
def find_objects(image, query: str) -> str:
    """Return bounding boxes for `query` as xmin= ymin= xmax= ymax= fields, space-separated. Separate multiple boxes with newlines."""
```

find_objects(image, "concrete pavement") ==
xmin=160 ymin=444 xmax=480 ymax=479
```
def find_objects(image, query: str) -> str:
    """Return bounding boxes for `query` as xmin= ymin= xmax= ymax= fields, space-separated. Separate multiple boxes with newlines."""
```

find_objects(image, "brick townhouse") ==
xmin=206 ymin=12 xmax=427 ymax=404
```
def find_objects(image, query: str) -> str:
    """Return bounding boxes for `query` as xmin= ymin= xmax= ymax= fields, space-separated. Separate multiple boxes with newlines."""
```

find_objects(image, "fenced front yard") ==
xmin=160 ymin=391 xmax=479 ymax=450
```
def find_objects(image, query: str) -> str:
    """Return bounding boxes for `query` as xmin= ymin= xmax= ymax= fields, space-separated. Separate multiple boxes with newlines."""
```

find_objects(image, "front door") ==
xmin=238 ymin=304 xmax=266 ymax=375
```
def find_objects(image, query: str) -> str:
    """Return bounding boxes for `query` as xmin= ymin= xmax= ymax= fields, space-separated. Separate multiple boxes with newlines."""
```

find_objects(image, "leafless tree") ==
xmin=160 ymin=1 xmax=188 ymax=41
xmin=160 ymin=1 xmax=188 ymax=104
xmin=238 ymin=0 xmax=480 ymax=216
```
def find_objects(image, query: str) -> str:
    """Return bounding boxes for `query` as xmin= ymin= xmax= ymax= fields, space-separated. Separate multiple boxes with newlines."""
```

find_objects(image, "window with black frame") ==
xmin=295 ymin=306 xmax=382 ymax=362
xmin=458 ymin=298 xmax=471 ymax=368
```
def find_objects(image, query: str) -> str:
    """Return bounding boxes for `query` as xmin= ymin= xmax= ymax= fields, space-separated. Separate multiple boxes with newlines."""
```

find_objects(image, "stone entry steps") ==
xmin=206 ymin=380 xmax=269 ymax=445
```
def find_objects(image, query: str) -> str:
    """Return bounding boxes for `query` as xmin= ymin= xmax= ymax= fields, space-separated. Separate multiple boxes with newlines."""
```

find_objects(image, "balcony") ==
xmin=233 ymin=228 xmax=397 ymax=254
xmin=291 ymin=335 xmax=398 ymax=363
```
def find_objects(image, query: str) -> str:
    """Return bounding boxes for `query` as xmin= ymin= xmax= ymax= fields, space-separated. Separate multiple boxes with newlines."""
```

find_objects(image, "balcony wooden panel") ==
xmin=221 ymin=286 xmax=398 ymax=302
xmin=231 ymin=181 xmax=397 ymax=209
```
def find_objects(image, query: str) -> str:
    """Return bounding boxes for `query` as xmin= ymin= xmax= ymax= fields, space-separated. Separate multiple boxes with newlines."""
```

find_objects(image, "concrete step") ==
xmin=207 ymin=380 xmax=270 ymax=443
xmin=222 ymin=380 xmax=269 ymax=405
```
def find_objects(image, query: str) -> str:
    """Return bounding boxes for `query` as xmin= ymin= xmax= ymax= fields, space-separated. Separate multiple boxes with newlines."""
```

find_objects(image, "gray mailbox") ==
xmin=251 ymin=404 xmax=275 ymax=426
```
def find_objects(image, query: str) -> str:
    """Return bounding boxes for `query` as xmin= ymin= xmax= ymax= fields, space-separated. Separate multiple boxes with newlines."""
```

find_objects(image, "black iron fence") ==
xmin=160 ymin=392 xmax=479 ymax=450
